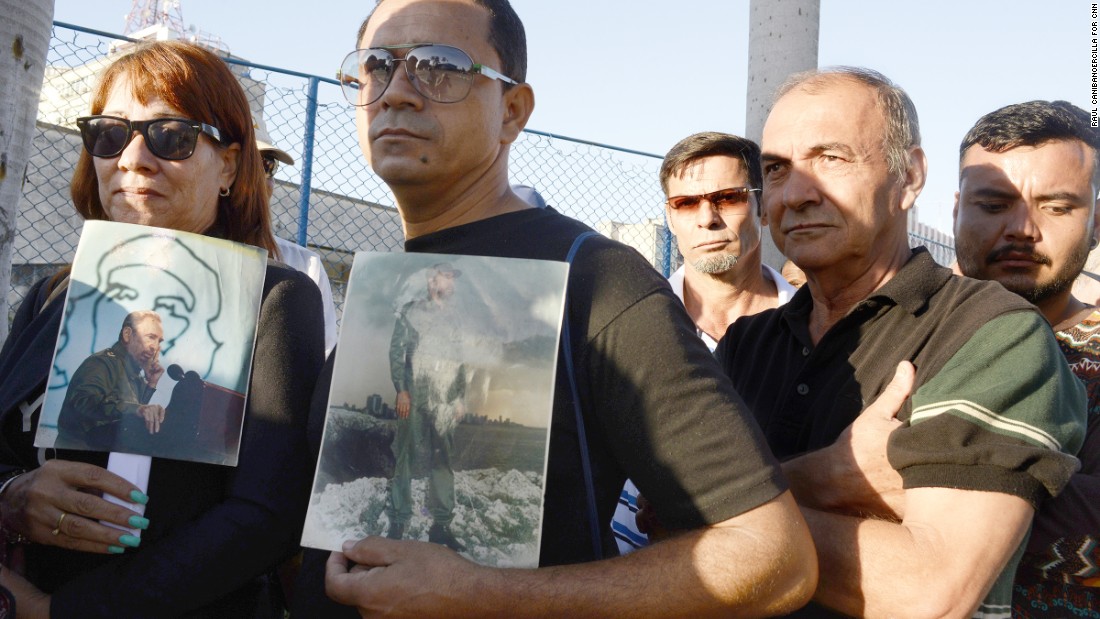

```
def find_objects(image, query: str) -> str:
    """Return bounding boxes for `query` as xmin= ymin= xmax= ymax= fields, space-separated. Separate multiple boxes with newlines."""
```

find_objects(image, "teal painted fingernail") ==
xmin=119 ymin=534 xmax=141 ymax=548
xmin=128 ymin=515 xmax=149 ymax=530
xmin=129 ymin=490 xmax=148 ymax=505
xmin=108 ymin=545 xmax=125 ymax=554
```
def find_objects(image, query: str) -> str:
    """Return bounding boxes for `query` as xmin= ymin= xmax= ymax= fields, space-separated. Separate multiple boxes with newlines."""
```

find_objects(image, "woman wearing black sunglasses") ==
xmin=0 ymin=41 xmax=325 ymax=618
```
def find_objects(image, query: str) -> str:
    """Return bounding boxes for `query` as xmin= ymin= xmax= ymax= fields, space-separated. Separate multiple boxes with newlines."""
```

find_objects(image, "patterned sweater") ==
xmin=1013 ymin=308 xmax=1100 ymax=617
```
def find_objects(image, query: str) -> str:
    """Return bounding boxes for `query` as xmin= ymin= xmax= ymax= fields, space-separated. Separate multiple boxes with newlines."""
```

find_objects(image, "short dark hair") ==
xmin=356 ymin=0 xmax=527 ymax=84
xmin=959 ymin=100 xmax=1100 ymax=184
xmin=659 ymin=132 xmax=763 ymax=213
xmin=775 ymin=67 xmax=920 ymax=180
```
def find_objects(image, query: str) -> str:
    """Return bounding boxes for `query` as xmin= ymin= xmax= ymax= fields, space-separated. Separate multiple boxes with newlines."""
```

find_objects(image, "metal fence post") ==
xmin=296 ymin=76 xmax=320 ymax=247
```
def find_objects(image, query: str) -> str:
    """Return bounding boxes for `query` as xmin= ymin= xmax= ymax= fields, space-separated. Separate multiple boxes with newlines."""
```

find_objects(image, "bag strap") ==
xmin=561 ymin=230 xmax=602 ymax=560
xmin=41 ymin=274 xmax=70 ymax=313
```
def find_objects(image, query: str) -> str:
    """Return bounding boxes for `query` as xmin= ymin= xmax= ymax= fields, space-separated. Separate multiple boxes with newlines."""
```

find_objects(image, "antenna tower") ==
xmin=119 ymin=0 xmax=229 ymax=55
xmin=123 ymin=0 xmax=186 ymax=35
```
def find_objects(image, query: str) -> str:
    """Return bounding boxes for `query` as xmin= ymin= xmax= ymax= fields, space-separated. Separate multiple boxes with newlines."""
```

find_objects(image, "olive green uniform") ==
xmin=56 ymin=340 xmax=155 ymax=450
xmin=387 ymin=298 xmax=466 ymax=527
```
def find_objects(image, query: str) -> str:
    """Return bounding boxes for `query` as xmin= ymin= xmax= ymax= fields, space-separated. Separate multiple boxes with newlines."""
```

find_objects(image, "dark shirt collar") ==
xmin=781 ymin=247 xmax=951 ymax=343
xmin=404 ymin=208 xmax=553 ymax=252
xmin=865 ymin=247 xmax=951 ymax=315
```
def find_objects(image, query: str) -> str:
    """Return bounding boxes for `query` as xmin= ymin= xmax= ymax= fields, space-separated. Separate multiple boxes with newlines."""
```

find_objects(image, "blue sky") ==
xmin=51 ymin=0 xmax=1088 ymax=233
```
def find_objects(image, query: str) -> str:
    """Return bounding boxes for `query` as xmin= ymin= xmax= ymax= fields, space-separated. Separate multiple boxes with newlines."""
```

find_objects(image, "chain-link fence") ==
xmin=11 ymin=22 xmax=954 ymax=325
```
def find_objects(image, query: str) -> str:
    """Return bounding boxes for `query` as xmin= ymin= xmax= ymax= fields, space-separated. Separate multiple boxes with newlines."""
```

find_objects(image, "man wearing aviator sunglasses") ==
xmin=339 ymin=43 xmax=517 ymax=106
xmin=612 ymin=132 xmax=797 ymax=557
xmin=661 ymin=132 xmax=795 ymax=351
xmin=303 ymin=0 xmax=822 ymax=617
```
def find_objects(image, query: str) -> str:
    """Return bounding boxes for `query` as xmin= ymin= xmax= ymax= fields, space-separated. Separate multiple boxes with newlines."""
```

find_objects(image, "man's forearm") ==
xmin=66 ymin=386 xmax=126 ymax=425
xmin=138 ymin=383 xmax=155 ymax=404
xmin=801 ymin=488 xmax=1033 ymax=619
xmin=331 ymin=492 xmax=817 ymax=618
xmin=783 ymin=450 xmax=900 ymax=520
xmin=497 ymin=494 xmax=814 ymax=619
xmin=781 ymin=450 xmax=839 ymax=511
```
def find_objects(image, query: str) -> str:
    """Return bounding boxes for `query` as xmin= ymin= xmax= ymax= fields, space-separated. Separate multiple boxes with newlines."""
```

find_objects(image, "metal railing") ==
xmin=10 ymin=21 xmax=955 ymax=324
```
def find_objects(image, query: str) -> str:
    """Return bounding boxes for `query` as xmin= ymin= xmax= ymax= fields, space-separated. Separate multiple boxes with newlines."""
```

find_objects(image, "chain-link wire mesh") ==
xmin=11 ymin=22 xmax=955 ymax=326
xmin=911 ymin=235 xmax=955 ymax=267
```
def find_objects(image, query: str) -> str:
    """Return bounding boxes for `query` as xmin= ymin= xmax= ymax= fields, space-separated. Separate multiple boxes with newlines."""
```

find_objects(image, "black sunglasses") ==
xmin=338 ymin=44 xmax=517 ymax=106
xmin=666 ymin=187 xmax=761 ymax=214
xmin=76 ymin=115 xmax=224 ymax=161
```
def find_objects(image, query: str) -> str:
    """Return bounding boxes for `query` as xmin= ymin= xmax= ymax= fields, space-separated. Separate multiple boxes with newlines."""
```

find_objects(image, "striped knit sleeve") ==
xmin=888 ymin=311 xmax=1086 ymax=506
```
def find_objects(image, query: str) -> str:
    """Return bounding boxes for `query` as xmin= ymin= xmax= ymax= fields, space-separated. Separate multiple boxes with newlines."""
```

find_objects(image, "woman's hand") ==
xmin=0 ymin=461 xmax=149 ymax=553
xmin=0 ymin=565 xmax=49 ymax=619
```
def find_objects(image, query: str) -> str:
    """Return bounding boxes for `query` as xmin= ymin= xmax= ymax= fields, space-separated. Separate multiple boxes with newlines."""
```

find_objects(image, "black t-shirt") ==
xmin=342 ymin=207 xmax=785 ymax=559
xmin=296 ymin=207 xmax=787 ymax=617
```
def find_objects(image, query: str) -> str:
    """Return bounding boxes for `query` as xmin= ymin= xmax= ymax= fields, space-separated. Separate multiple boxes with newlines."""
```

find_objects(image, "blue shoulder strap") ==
xmin=560 ymin=230 xmax=602 ymax=560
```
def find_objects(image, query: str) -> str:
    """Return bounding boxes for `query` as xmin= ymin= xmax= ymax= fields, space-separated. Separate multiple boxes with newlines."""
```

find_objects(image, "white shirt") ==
xmin=275 ymin=237 xmax=338 ymax=357
xmin=666 ymin=263 xmax=797 ymax=352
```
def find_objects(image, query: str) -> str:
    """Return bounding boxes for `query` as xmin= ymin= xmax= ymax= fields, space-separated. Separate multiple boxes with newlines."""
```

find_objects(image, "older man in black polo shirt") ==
xmin=718 ymin=67 xmax=1086 ymax=617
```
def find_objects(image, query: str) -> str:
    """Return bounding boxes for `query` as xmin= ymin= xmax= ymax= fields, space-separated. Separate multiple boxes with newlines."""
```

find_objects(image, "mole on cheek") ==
xmin=420 ymin=156 xmax=429 ymax=164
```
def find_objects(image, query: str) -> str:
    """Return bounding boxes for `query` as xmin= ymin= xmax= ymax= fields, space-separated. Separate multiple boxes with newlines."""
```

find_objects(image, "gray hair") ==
xmin=774 ymin=66 xmax=921 ymax=179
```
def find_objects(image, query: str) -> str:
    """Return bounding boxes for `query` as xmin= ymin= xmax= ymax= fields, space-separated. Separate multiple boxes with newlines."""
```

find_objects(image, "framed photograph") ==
xmin=34 ymin=220 xmax=267 ymax=466
xmin=303 ymin=253 xmax=568 ymax=568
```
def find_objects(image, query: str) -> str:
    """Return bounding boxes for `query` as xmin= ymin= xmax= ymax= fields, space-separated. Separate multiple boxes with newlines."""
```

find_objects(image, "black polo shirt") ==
xmin=717 ymin=249 xmax=1082 ymax=504
xmin=716 ymin=247 xmax=1087 ymax=617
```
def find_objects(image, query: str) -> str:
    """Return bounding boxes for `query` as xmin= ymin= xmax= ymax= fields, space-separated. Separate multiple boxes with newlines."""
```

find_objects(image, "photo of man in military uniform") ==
xmin=386 ymin=263 xmax=467 ymax=551
xmin=55 ymin=309 xmax=166 ymax=452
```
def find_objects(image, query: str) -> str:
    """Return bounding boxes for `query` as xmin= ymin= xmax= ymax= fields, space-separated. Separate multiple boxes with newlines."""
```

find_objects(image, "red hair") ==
xmin=70 ymin=40 xmax=277 ymax=256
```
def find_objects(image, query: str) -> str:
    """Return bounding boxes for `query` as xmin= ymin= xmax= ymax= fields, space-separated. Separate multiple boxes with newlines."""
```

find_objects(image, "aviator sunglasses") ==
xmin=666 ymin=187 xmax=761 ymax=214
xmin=76 ymin=115 xmax=225 ymax=161
xmin=338 ymin=44 xmax=518 ymax=106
